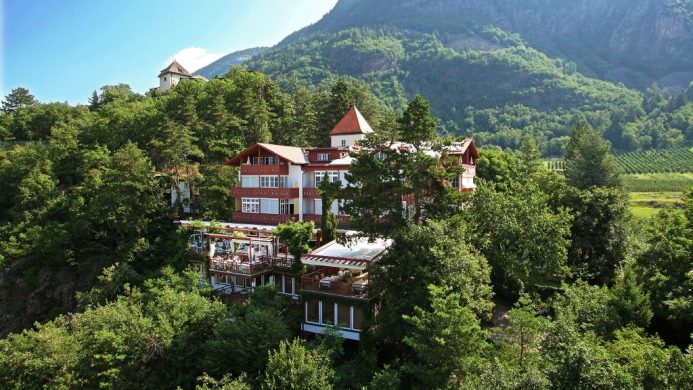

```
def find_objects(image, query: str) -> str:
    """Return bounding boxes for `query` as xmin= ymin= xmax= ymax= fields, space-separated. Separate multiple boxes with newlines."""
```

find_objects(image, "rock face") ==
xmin=276 ymin=0 xmax=692 ymax=90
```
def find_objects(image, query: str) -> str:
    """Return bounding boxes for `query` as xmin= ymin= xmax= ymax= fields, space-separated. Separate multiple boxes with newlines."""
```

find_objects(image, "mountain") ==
xmin=204 ymin=0 xmax=693 ymax=153
xmin=194 ymin=47 xmax=268 ymax=79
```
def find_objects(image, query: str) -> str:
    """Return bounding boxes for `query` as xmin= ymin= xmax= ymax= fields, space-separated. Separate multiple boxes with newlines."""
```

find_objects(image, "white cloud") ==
xmin=166 ymin=47 xmax=225 ymax=72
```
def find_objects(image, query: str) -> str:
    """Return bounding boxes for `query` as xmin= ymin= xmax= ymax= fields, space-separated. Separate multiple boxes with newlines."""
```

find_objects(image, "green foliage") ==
xmin=263 ymin=338 xmax=334 ymax=390
xmin=195 ymin=373 xmax=252 ymax=390
xmin=402 ymin=284 xmax=489 ymax=388
xmin=565 ymin=186 xmax=631 ymax=284
xmin=611 ymin=262 xmax=653 ymax=329
xmin=2 ymin=87 xmax=38 ymax=114
xmin=274 ymin=220 xmax=315 ymax=275
xmin=564 ymin=124 xmax=621 ymax=189
xmin=371 ymin=220 xmax=493 ymax=352
xmin=635 ymin=196 xmax=693 ymax=326
xmin=197 ymin=164 xmax=237 ymax=220
xmin=0 ymin=270 xmax=227 ymax=389
xmin=465 ymin=181 xmax=572 ymax=295
xmin=318 ymin=175 xmax=340 ymax=243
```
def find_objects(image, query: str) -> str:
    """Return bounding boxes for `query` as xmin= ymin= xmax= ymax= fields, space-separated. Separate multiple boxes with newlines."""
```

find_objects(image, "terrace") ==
xmin=301 ymin=267 xmax=370 ymax=299
xmin=210 ymin=254 xmax=273 ymax=275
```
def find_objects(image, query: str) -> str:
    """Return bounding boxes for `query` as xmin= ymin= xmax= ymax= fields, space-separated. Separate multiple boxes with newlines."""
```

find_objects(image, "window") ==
xmin=337 ymin=303 xmax=350 ymax=328
xmin=322 ymin=302 xmax=335 ymax=325
xmin=315 ymin=171 xmax=339 ymax=184
xmin=251 ymin=156 xmax=279 ymax=165
xmin=341 ymin=139 xmax=346 ymax=147
xmin=260 ymin=198 xmax=278 ymax=214
xmin=260 ymin=176 xmax=279 ymax=188
xmin=317 ymin=153 xmax=330 ymax=162
xmin=241 ymin=198 xmax=259 ymax=213
xmin=314 ymin=199 xmax=322 ymax=215
xmin=374 ymin=151 xmax=386 ymax=160
xmin=353 ymin=307 xmax=364 ymax=330
xmin=306 ymin=300 xmax=320 ymax=323
xmin=279 ymin=199 xmax=291 ymax=215
xmin=285 ymin=275 xmax=294 ymax=295
xmin=241 ymin=176 xmax=259 ymax=187
xmin=163 ymin=77 xmax=167 ymax=81
xmin=280 ymin=176 xmax=290 ymax=188
xmin=450 ymin=175 xmax=460 ymax=190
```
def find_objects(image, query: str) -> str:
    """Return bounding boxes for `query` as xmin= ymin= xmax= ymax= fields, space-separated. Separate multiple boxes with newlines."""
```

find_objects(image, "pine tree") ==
xmin=612 ymin=263 xmax=653 ymax=328
xmin=2 ymin=87 xmax=38 ymax=114
xmin=564 ymin=124 xmax=621 ymax=189
xmin=88 ymin=90 xmax=100 ymax=111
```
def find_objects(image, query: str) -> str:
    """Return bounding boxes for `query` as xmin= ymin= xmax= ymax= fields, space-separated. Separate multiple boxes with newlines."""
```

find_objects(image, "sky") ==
xmin=2 ymin=0 xmax=338 ymax=104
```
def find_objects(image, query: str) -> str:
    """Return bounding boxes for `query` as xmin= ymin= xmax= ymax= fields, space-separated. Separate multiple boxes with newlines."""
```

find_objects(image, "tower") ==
xmin=158 ymin=60 xmax=192 ymax=92
xmin=329 ymin=106 xmax=374 ymax=148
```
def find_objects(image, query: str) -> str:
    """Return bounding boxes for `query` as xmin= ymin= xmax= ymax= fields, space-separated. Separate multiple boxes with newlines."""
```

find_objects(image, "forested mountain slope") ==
xmin=280 ymin=0 xmax=692 ymax=90
xmin=198 ymin=0 xmax=693 ymax=154
xmin=195 ymin=47 xmax=268 ymax=79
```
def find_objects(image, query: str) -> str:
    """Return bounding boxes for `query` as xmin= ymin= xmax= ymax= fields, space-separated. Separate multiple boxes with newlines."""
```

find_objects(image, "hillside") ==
xmin=279 ymin=0 xmax=693 ymax=91
xmin=199 ymin=0 xmax=692 ymax=154
xmin=194 ymin=47 xmax=268 ymax=79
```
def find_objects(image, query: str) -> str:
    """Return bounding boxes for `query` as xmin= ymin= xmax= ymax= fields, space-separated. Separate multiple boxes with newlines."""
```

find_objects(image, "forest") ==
xmin=0 ymin=68 xmax=692 ymax=389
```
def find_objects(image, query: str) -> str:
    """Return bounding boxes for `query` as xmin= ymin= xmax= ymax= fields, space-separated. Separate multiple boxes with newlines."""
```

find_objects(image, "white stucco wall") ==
xmin=330 ymin=133 xmax=366 ymax=148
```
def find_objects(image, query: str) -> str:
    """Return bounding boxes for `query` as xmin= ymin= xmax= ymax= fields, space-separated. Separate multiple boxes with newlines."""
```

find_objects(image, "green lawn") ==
xmin=629 ymin=191 xmax=685 ymax=219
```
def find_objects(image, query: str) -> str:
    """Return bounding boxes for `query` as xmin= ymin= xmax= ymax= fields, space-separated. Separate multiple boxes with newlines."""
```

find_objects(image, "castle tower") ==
xmin=158 ymin=60 xmax=192 ymax=92
xmin=329 ymin=106 xmax=374 ymax=148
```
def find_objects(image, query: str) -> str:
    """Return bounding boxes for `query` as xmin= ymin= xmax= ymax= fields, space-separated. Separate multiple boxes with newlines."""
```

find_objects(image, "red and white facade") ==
xmin=225 ymin=106 xmax=479 ymax=227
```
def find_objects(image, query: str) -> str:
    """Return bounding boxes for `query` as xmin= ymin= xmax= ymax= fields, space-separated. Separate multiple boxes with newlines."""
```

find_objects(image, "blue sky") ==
xmin=2 ymin=0 xmax=338 ymax=104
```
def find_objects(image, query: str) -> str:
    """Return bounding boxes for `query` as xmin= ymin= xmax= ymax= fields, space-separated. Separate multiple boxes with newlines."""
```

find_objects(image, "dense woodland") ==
xmin=0 ymin=67 xmax=692 ymax=388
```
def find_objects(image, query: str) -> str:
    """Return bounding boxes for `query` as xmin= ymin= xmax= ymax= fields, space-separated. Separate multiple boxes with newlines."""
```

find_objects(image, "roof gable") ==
xmin=330 ymin=106 xmax=374 ymax=136
xmin=226 ymin=143 xmax=308 ymax=166
xmin=159 ymin=61 xmax=192 ymax=77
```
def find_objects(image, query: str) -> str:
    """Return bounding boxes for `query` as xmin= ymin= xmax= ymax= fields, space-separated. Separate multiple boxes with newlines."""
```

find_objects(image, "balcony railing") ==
xmin=240 ymin=164 xmax=289 ymax=175
xmin=230 ymin=187 xmax=299 ymax=198
xmin=301 ymin=267 xmax=370 ymax=299
xmin=210 ymin=254 xmax=273 ymax=275
xmin=232 ymin=212 xmax=297 ymax=225
xmin=462 ymin=164 xmax=476 ymax=177
xmin=302 ymin=214 xmax=350 ymax=227
xmin=303 ymin=188 xmax=321 ymax=198
xmin=272 ymin=255 xmax=295 ymax=270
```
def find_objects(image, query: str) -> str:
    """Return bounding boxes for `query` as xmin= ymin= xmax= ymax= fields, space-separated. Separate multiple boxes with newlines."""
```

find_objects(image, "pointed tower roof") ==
xmin=330 ymin=106 xmax=374 ymax=135
xmin=158 ymin=61 xmax=192 ymax=77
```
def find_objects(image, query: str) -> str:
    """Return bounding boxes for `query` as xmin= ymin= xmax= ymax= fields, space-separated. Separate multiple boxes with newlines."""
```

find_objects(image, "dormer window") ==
xmin=317 ymin=153 xmax=330 ymax=162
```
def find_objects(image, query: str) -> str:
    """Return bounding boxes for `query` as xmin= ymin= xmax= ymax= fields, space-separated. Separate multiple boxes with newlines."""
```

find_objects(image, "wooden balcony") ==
xmin=232 ymin=212 xmax=296 ymax=225
xmin=303 ymin=187 xmax=321 ymax=198
xmin=240 ymin=164 xmax=288 ymax=175
xmin=303 ymin=214 xmax=350 ymax=227
xmin=462 ymin=164 xmax=476 ymax=177
xmin=301 ymin=267 xmax=370 ymax=300
xmin=272 ymin=255 xmax=295 ymax=271
xmin=230 ymin=187 xmax=299 ymax=198
xmin=210 ymin=255 xmax=273 ymax=276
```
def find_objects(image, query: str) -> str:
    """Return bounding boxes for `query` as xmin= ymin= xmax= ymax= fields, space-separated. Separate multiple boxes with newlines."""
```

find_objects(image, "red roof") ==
xmin=330 ymin=106 xmax=374 ymax=136
xmin=158 ymin=61 xmax=192 ymax=77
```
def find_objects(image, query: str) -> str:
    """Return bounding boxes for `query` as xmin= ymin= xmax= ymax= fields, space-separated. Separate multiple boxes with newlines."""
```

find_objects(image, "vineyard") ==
xmin=612 ymin=147 xmax=693 ymax=174
xmin=545 ymin=147 xmax=693 ymax=174
xmin=622 ymin=173 xmax=693 ymax=192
